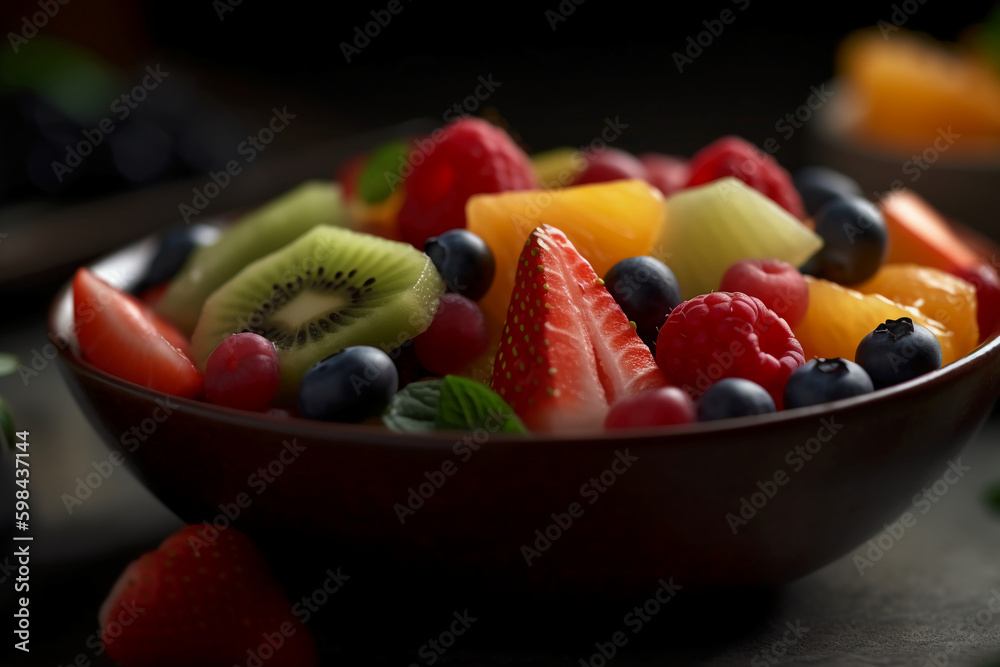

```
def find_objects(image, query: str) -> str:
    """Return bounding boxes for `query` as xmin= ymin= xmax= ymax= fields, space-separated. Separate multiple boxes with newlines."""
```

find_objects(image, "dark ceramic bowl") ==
xmin=51 ymin=228 xmax=1000 ymax=600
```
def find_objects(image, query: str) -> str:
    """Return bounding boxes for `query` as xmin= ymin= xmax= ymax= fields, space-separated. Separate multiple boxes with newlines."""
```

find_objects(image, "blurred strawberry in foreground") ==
xmin=396 ymin=117 xmax=537 ymax=248
xmin=100 ymin=525 xmax=318 ymax=667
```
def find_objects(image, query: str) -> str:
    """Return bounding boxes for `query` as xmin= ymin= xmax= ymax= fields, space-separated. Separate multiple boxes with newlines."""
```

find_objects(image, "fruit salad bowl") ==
xmin=50 ymin=224 xmax=1000 ymax=600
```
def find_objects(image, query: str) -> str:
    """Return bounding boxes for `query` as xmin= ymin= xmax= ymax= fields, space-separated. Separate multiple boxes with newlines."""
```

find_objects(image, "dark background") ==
xmin=1 ymin=2 xmax=1000 ymax=666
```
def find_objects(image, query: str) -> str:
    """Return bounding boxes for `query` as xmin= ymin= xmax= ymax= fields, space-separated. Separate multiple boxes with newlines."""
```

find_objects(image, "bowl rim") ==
xmin=49 ymin=224 xmax=1000 ymax=451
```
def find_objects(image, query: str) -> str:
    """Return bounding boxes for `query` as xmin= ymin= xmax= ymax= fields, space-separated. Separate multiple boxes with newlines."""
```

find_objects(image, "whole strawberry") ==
xmin=397 ymin=117 xmax=537 ymax=248
xmin=99 ymin=525 xmax=318 ymax=667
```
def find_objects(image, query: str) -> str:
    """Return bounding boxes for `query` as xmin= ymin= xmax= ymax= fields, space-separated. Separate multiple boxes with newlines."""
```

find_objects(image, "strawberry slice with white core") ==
xmin=490 ymin=225 xmax=667 ymax=431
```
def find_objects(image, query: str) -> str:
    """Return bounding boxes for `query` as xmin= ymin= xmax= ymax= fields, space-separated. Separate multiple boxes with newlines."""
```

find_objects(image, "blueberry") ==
xmin=855 ymin=317 xmax=942 ymax=388
xmin=793 ymin=167 xmax=862 ymax=218
xmin=801 ymin=196 xmax=887 ymax=285
xmin=784 ymin=358 xmax=874 ymax=409
xmin=696 ymin=378 xmax=776 ymax=421
xmin=136 ymin=224 xmax=220 ymax=292
xmin=604 ymin=256 xmax=682 ymax=353
xmin=298 ymin=346 xmax=399 ymax=422
xmin=424 ymin=229 xmax=495 ymax=301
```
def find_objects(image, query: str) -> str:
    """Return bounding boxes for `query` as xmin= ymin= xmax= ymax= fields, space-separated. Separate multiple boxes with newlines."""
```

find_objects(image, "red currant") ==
xmin=414 ymin=293 xmax=488 ymax=375
xmin=204 ymin=333 xmax=281 ymax=411
xmin=604 ymin=387 xmax=696 ymax=429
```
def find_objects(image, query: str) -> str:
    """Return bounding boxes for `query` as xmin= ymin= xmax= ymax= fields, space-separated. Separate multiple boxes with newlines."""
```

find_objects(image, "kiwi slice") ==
xmin=191 ymin=225 xmax=445 ymax=402
xmin=156 ymin=180 xmax=349 ymax=335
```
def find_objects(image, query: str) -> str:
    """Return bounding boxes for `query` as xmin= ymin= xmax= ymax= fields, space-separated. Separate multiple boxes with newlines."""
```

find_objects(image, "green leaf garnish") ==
xmin=383 ymin=376 xmax=527 ymax=435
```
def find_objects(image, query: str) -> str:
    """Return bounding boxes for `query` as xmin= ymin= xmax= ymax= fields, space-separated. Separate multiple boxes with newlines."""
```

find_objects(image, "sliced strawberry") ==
xmin=100 ymin=525 xmax=319 ymax=667
xmin=490 ymin=225 xmax=667 ymax=431
xmin=73 ymin=268 xmax=202 ymax=398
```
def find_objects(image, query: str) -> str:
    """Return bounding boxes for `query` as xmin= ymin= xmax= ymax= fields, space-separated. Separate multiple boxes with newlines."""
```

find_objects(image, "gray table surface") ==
xmin=2 ymin=314 xmax=999 ymax=666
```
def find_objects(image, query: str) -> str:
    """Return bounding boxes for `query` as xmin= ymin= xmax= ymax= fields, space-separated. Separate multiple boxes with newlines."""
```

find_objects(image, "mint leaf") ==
xmin=0 ymin=354 xmax=18 ymax=377
xmin=383 ymin=380 xmax=442 ymax=434
xmin=436 ymin=375 xmax=527 ymax=434
xmin=0 ymin=397 xmax=14 ymax=451
xmin=382 ymin=376 xmax=528 ymax=435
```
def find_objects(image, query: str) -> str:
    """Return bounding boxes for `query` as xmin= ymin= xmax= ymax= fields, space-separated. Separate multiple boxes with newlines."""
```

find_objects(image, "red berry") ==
xmin=604 ymin=387 xmax=696 ymax=429
xmin=686 ymin=136 xmax=805 ymax=219
xmin=397 ymin=118 xmax=537 ymax=247
xmin=572 ymin=147 xmax=648 ymax=186
xmin=100 ymin=525 xmax=318 ymax=667
xmin=73 ymin=268 xmax=203 ymax=398
xmin=490 ymin=226 xmax=667 ymax=432
xmin=953 ymin=262 xmax=1000 ymax=342
xmin=204 ymin=333 xmax=281 ymax=411
xmin=414 ymin=293 xmax=489 ymax=375
xmin=719 ymin=258 xmax=809 ymax=329
xmin=638 ymin=153 xmax=689 ymax=196
xmin=655 ymin=292 xmax=805 ymax=409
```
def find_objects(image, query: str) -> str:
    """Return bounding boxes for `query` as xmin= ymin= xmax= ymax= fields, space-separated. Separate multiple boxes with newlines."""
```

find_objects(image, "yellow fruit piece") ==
xmin=837 ymin=29 xmax=1000 ymax=152
xmin=530 ymin=147 xmax=585 ymax=188
xmin=854 ymin=264 xmax=978 ymax=359
xmin=467 ymin=179 xmax=666 ymax=334
xmin=794 ymin=276 xmax=961 ymax=365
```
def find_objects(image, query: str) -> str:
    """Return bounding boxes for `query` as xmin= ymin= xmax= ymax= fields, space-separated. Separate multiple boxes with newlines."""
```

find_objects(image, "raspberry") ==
xmin=719 ymin=258 xmax=809 ymax=329
xmin=655 ymin=292 xmax=805 ymax=409
xmin=397 ymin=118 xmax=537 ymax=248
xmin=686 ymin=136 xmax=805 ymax=219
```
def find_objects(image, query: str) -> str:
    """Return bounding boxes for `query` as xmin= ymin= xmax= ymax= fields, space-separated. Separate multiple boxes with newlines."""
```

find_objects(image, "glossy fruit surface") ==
xmin=719 ymin=258 xmax=809 ymax=329
xmin=686 ymin=136 xmax=805 ymax=218
xmin=204 ymin=333 xmax=281 ymax=411
xmin=604 ymin=256 xmax=682 ymax=353
xmin=396 ymin=118 xmax=537 ymax=247
xmin=855 ymin=317 xmax=942 ymax=388
xmin=854 ymin=264 xmax=979 ymax=358
xmin=793 ymin=276 xmax=960 ymax=365
xmin=605 ymin=387 xmax=696 ymax=429
xmin=490 ymin=225 xmax=666 ymax=431
xmin=783 ymin=357 xmax=874 ymax=409
xmin=74 ymin=268 xmax=203 ymax=398
xmin=467 ymin=179 xmax=665 ymax=332
xmin=414 ymin=293 xmax=489 ymax=376
xmin=572 ymin=147 xmax=648 ymax=186
xmin=655 ymin=178 xmax=822 ymax=299
xmin=423 ymin=229 xmax=496 ymax=301
xmin=696 ymin=377 xmax=776 ymax=421
xmin=298 ymin=346 xmax=399 ymax=422
xmin=656 ymin=292 xmax=805 ymax=409
xmin=793 ymin=166 xmax=862 ymax=218
xmin=803 ymin=196 xmax=887 ymax=285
